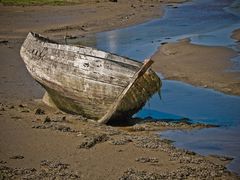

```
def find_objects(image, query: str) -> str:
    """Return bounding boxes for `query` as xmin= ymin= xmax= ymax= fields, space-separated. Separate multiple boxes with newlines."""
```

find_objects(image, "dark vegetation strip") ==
xmin=0 ymin=0 xmax=101 ymax=6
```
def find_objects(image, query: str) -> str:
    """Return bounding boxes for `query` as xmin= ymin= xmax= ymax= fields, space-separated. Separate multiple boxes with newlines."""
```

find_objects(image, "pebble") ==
xmin=9 ymin=155 xmax=24 ymax=160
xmin=53 ymin=124 xmax=72 ymax=132
xmin=135 ymin=157 xmax=159 ymax=163
xmin=210 ymin=155 xmax=234 ymax=161
xmin=43 ymin=116 xmax=51 ymax=123
xmin=21 ymin=110 xmax=30 ymax=113
xmin=78 ymin=134 xmax=108 ymax=149
xmin=9 ymin=105 xmax=14 ymax=109
xmin=18 ymin=104 xmax=26 ymax=108
xmin=109 ymin=136 xmax=132 ymax=145
xmin=35 ymin=108 xmax=45 ymax=115
xmin=11 ymin=116 xmax=22 ymax=120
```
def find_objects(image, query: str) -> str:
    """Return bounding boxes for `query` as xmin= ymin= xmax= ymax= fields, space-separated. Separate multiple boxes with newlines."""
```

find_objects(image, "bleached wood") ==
xmin=20 ymin=32 xmax=161 ymax=122
xmin=98 ymin=59 xmax=154 ymax=124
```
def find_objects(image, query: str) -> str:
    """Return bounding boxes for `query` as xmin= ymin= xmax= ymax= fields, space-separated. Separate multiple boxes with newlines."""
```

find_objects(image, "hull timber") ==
xmin=20 ymin=32 xmax=161 ymax=123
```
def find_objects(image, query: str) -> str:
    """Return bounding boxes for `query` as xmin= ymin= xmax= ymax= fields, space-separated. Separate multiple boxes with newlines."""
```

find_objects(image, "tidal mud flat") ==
xmin=0 ymin=0 xmax=240 ymax=179
xmin=95 ymin=0 xmax=240 ymax=176
xmin=0 ymin=101 xmax=239 ymax=179
xmin=152 ymin=38 xmax=240 ymax=95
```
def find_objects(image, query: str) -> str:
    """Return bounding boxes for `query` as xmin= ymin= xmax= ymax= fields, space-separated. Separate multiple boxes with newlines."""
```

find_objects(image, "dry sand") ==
xmin=0 ymin=0 xmax=167 ymax=39
xmin=0 ymin=102 xmax=238 ymax=179
xmin=152 ymin=39 xmax=240 ymax=95
xmin=0 ymin=1 xmax=239 ymax=179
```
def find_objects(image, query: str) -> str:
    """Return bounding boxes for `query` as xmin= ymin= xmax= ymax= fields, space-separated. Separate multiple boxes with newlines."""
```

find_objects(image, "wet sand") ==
xmin=152 ymin=39 xmax=240 ymax=96
xmin=0 ymin=102 xmax=238 ymax=179
xmin=0 ymin=1 xmax=239 ymax=179
xmin=0 ymin=0 xmax=184 ymax=102
xmin=0 ymin=0 xmax=167 ymax=39
xmin=232 ymin=28 xmax=240 ymax=41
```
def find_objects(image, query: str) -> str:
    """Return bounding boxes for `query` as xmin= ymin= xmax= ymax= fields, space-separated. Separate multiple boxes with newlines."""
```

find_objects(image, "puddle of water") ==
xmin=96 ymin=0 xmax=240 ymax=175
xmin=160 ymin=127 xmax=240 ymax=174
xmin=138 ymin=80 xmax=240 ymax=175
xmin=135 ymin=80 xmax=240 ymax=127
xmin=190 ymin=22 xmax=240 ymax=49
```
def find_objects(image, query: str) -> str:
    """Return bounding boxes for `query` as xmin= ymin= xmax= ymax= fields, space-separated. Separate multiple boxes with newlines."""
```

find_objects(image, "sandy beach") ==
xmin=0 ymin=101 xmax=238 ymax=179
xmin=0 ymin=0 xmax=167 ymax=40
xmin=0 ymin=0 xmax=240 ymax=179
xmin=152 ymin=39 xmax=240 ymax=96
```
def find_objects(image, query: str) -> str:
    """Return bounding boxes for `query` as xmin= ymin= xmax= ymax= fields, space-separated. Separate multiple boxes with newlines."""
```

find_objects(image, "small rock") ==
xmin=78 ymin=134 xmax=108 ymax=149
xmin=11 ymin=116 xmax=22 ymax=120
xmin=135 ymin=157 xmax=159 ymax=163
xmin=210 ymin=155 xmax=234 ymax=161
xmin=54 ymin=125 xmax=71 ymax=132
xmin=9 ymin=105 xmax=14 ymax=109
xmin=35 ymin=108 xmax=45 ymax=115
xmin=131 ymin=125 xmax=146 ymax=131
xmin=9 ymin=155 xmax=24 ymax=160
xmin=65 ymin=35 xmax=77 ymax=39
xmin=161 ymin=42 xmax=168 ymax=45
xmin=109 ymin=137 xmax=132 ymax=145
xmin=44 ymin=116 xmax=51 ymax=123
xmin=219 ymin=156 xmax=234 ymax=161
xmin=131 ymin=4 xmax=136 ymax=8
xmin=185 ymin=150 xmax=196 ymax=156
xmin=21 ymin=110 xmax=30 ymax=113
xmin=18 ymin=104 xmax=26 ymax=108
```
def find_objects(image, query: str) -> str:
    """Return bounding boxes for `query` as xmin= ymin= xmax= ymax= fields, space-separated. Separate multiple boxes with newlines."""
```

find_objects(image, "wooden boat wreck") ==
xmin=20 ymin=32 xmax=161 ymax=123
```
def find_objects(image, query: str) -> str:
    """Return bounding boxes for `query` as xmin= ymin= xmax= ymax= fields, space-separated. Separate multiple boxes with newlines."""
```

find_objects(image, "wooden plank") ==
xmin=23 ymin=44 xmax=138 ymax=87
xmin=97 ymin=59 xmax=154 ymax=124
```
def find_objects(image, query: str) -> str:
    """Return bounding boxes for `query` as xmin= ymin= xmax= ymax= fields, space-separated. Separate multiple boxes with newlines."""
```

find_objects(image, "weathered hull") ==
xmin=20 ymin=32 xmax=161 ymax=122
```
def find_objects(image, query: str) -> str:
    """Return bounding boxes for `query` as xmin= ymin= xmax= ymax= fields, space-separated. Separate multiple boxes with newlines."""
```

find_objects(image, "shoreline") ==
xmin=232 ymin=28 xmax=240 ymax=41
xmin=0 ymin=1 xmax=239 ymax=179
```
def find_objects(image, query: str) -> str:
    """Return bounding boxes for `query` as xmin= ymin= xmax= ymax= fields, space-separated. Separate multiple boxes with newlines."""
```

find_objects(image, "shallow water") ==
xmin=161 ymin=127 xmax=240 ymax=174
xmin=96 ymin=0 xmax=240 ymax=175
xmin=136 ymin=80 xmax=240 ymax=127
xmin=97 ymin=0 xmax=240 ymax=60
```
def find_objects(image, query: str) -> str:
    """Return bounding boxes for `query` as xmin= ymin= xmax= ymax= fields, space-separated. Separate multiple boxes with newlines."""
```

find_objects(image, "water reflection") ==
xmin=97 ymin=0 xmax=240 ymax=61
xmin=103 ymin=31 xmax=119 ymax=53
xmin=135 ymin=80 xmax=240 ymax=127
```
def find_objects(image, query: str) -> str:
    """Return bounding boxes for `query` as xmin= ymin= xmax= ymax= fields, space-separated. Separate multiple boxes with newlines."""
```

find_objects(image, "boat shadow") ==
xmin=107 ymin=117 xmax=193 ymax=127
